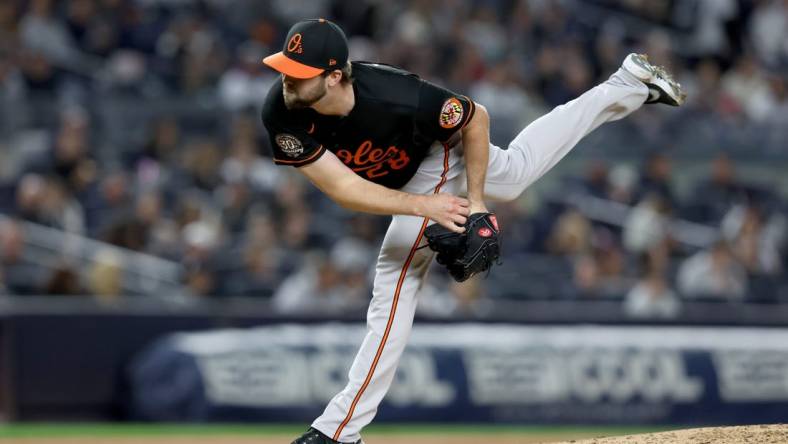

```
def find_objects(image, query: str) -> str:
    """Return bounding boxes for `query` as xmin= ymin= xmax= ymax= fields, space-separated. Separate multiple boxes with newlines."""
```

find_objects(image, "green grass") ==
xmin=0 ymin=424 xmax=295 ymax=438
xmin=0 ymin=423 xmax=674 ymax=439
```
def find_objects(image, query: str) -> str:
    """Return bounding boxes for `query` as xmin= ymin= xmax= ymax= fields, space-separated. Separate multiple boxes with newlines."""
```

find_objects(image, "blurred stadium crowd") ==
xmin=0 ymin=0 xmax=786 ymax=317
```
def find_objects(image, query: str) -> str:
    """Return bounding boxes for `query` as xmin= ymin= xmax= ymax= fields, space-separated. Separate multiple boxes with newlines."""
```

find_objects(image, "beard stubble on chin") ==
xmin=283 ymin=79 xmax=327 ymax=110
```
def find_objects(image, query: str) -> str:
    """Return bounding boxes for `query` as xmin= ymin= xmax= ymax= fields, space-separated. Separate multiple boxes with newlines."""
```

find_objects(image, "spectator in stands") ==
xmin=686 ymin=58 xmax=724 ymax=113
xmin=347 ymin=214 xmax=387 ymax=250
xmin=19 ymin=0 xmax=86 ymax=71
xmin=547 ymin=208 xmax=592 ymax=255
xmin=764 ymin=76 xmax=788 ymax=151
xmin=218 ymin=211 xmax=285 ymax=297
xmin=721 ymin=54 xmax=777 ymax=122
xmin=637 ymin=152 xmax=675 ymax=203
xmin=65 ymin=0 xmax=122 ymax=60
xmin=44 ymin=261 xmax=83 ymax=295
xmin=16 ymin=108 xmax=90 ymax=190
xmin=686 ymin=0 xmax=739 ymax=59
xmin=623 ymin=193 xmax=672 ymax=254
xmin=606 ymin=164 xmax=638 ymax=205
xmin=722 ymin=204 xmax=784 ymax=276
xmin=133 ymin=118 xmax=181 ymax=190
xmin=101 ymin=50 xmax=156 ymax=97
xmin=92 ymin=171 xmax=137 ymax=245
xmin=572 ymin=242 xmax=631 ymax=299
xmin=164 ymin=13 xmax=228 ymax=95
xmin=182 ymin=260 xmax=217 ymax=298
xmin=218 ymin=41 xmax=277 ymax=111
xmin=0 ymin=219 xmax=44 ymax=295
xmin=181 ymin=139 xmax=224 ymax=192
xmin=572 ymin=253 xmax=600 ymax=297
xmin=173 ymin=194 xmax=207 ymax=246
xmin=179 ymin=218 xmax=222 ymax=298
xmin=221 ymin=244 xmax=282 ymax=297
xmin=450 ymin=277 xmax=489 ymax=315
xmin=0 ymin=266 xmax=6 ymax=295
xmin=182 ymin=220 xmax=220 ymax=265
xmin=678 ymin=240 xmax=748 ymax=300
xmin=469 ymin=58 xmax=541 ymax=143
xmin=624 ymin=243 xmax=680 ymax=318
xmin=417 ymin=273 xmax=493 ymax=317
xmin=14 ymin=173 xmax=49 ymax=226
xmin=272 ymin=245 xmax=368 ymax=314
xmin=14 ymin=173 xmax=84 ymax=238
xmin=115 ymin=189 xmax=179 ymax=256
xmin=0 ymin=47 xmax=27 ymax=135
xmin=88 ymin=249 xmax=124 ymax=298
xmin=0 ymin=1 xmax=19 ymax=42
xmin=17 ymin=46 xmax=59 ymax=99
xmin=594 ymin=241 xmax=631 ymax=296
xmin=576 ymin=161 xmax=609 ymax=199
xmin=217 ymin=180 xmax=253 ymax=234
xmin=39 ymin=176 xmax=85 ymax=234
xmin=687 ymin=153 xmax=743 ymax=223
xmin=537 ymin=44 xmax=594 ymax=107
xmin=133 ymin=190 xmax=162 ymax=244
xmin=330 ymin=237 xmax=374 ymax=304
xmin=219 ymin=130 xmax=284 ymax=195
xmin=280 ymin=206 xmax=318 ymax=254
xmin=749 ymin=0 xmax=788 ymax=67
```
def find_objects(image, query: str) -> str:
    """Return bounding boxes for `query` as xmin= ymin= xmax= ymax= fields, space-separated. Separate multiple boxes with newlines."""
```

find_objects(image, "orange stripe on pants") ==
xmin=332 ymin=144 xmax=450 ymax=441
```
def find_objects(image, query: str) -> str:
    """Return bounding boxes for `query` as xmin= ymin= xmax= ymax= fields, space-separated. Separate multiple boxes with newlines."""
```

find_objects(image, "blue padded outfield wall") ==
xmin=128 ymin=324 xmax=788 ymax=424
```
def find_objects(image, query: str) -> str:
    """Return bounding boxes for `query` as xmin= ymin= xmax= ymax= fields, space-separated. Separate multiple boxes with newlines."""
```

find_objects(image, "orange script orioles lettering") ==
xmin=336 ymin=140 xmax=410 ymax=179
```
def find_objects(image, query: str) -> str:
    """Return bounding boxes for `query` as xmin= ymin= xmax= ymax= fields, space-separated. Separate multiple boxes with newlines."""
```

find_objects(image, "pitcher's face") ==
xmin=282 ymin=74 xmax=327 ymax=110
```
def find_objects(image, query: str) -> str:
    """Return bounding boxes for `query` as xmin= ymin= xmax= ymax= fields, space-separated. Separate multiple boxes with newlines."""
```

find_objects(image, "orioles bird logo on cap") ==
xmin=287 ymin=34 xmax=303 ymax=54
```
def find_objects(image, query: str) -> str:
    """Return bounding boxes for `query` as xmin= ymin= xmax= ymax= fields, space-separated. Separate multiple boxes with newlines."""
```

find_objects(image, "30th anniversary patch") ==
xmin=275 ymin=133 xmax=304 ymax=157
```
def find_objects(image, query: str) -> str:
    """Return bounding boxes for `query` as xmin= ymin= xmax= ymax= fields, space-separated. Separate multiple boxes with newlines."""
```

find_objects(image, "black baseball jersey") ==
xmin=261 ymin=62 xmax=476 ymax=190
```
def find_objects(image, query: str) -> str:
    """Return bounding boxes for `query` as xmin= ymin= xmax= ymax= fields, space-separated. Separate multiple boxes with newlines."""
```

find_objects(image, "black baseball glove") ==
xmin=423 ymin=212 xmax=501 ymax=282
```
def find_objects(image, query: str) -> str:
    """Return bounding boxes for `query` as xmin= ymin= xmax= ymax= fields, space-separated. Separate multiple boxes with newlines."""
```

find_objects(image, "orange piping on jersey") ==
xmin=332 ymin=143 xmax=451 ymax=441
xmin=273 ymin=145 xmax=325 ymax=165
xmin=307 ymin=123 xmax=315 ymax=134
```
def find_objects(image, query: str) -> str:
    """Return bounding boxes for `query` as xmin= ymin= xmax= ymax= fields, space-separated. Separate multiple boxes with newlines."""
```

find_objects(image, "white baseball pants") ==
xmin=312 ymin=69 xmax=649 ymax=442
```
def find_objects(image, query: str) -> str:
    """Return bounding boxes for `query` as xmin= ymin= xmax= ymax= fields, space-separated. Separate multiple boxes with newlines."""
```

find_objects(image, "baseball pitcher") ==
xmin=260 ymin=19 xmax=686 ymax=444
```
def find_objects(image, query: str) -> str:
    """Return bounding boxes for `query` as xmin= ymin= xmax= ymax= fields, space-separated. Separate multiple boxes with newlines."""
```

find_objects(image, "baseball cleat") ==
xmin=291 ymin=428 xmax=362 ymax=444
xmin=622 ymin=53 xmax=686 ymax=106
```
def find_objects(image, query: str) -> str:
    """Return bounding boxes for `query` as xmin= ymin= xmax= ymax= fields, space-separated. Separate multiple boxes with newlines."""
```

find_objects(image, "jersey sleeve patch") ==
xmin=439 ymin=97 xmax=465 ymax=129
xmin=267 ymin=128 xmax=324 ymax=167
xmin=275 ymin=133 xmax=305 ymax=157
xmin=415 ymin=80 xmax=476 ymax=143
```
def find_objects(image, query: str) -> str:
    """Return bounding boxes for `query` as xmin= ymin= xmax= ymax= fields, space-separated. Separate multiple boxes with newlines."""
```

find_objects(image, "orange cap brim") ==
xmin=262 ymin=52 xmax=324 ymax=79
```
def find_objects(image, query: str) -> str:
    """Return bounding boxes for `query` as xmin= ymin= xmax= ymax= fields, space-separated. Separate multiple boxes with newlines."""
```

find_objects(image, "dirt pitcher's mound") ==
xmin=558 ymin=424 xmax=788 ymax=444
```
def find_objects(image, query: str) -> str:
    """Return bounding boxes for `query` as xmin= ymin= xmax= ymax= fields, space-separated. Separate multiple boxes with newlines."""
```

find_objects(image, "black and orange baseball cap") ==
xmin=263 ymin=19 xmax=349 ymax=79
